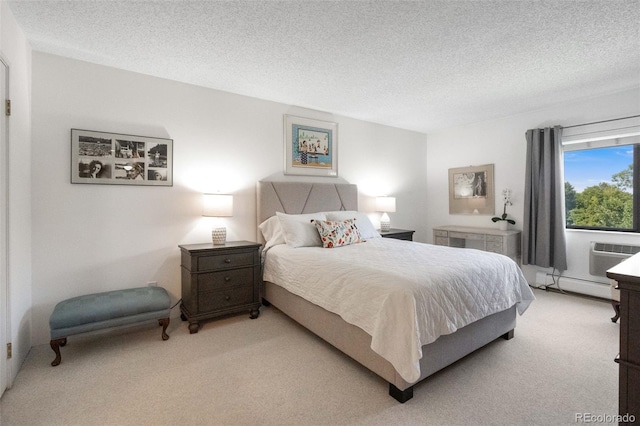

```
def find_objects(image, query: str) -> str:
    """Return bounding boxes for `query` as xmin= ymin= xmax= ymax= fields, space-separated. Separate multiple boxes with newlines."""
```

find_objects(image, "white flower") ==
xmin=502 ymin=188 xmax=512 ymax=206
xmin=492 ymin=188 xmax=516 ymax=225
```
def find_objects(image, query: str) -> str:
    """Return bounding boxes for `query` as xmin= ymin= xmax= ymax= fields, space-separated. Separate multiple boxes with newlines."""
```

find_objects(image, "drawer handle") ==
xmin=615 ymin=355 xmax=640 ymax=372
xmin=224 ymin=259 xmax=232 ymax=264
xmin=225 ymin=276 xmax=231 ymax=282
xmin=225 ymin=295 xmax=231 ymax=301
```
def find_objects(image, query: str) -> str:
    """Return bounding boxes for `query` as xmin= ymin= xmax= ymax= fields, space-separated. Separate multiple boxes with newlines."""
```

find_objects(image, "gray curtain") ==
xmin=523 ymin=126 xmax=568 ymax=271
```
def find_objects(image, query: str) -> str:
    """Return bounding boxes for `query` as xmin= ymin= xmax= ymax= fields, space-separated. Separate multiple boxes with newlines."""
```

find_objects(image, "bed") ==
xmin=257 ymin=180 xmax=534 ymax=402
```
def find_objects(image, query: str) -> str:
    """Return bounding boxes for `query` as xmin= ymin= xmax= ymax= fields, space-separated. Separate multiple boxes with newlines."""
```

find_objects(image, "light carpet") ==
xmin=0 ymin=289 xmax=619 ymax=425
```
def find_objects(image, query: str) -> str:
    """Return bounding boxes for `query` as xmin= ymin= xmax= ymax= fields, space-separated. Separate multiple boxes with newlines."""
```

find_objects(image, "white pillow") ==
xmin=258 ymin=216 xmax=286 ymax=248
xmin=276 ymin=211 xmax=327 ymax=248
xmin=325 ymin=211 xmax=381 ymax=239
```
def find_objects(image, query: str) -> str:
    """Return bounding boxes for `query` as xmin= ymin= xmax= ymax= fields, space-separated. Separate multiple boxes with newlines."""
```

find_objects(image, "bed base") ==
xmin=387 ymin=327 xmax=513 ymax=403
xmin=263 ymin=281 xmax=516 ymax=403
xmin=389 ymin=383 xmax=414 ymax=403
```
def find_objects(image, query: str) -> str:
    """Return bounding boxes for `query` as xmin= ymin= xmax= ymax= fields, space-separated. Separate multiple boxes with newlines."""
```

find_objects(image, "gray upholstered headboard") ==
xmin=257 ymin=181 xmax=358 ymax=225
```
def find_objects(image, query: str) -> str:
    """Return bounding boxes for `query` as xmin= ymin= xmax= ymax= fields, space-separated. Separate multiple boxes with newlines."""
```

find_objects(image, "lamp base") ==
xmin=380 ymin=213 xmax=391 ymax=232
xmin=212 ymin=227 xmax=227 ymax=245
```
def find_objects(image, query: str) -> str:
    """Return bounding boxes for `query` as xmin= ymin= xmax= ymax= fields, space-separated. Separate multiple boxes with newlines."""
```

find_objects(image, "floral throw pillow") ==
xmin=312 ymin=218 xmax=362 ymax=248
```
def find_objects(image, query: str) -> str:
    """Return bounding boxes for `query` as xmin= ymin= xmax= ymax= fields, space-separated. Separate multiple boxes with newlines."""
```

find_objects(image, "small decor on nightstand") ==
xmin=492 ymin=189 xmax=516 ymax=230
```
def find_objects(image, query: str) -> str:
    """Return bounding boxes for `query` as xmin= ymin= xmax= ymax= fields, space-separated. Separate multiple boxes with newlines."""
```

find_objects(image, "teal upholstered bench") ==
xmin=49 ymin=286 xmax=171 ymax=366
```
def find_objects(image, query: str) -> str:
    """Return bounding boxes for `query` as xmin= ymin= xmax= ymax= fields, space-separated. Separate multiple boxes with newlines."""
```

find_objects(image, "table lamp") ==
xmin=203 ymin=193 xmax=233 ymax=245
xmin=376 ymin=196 xmax=396 ymax=232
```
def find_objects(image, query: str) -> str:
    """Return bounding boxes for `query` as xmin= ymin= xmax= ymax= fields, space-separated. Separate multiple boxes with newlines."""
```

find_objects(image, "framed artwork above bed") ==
xmin=448 ymin=164 xmax=495 ymax=215
xmin=284 ymin=115 xmax=338 ymax=177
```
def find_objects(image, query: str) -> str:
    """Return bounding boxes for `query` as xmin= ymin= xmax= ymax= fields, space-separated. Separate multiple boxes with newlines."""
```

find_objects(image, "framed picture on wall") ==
xmin=448 ymin=164 xmax=495 ymax=214
xmin=71 ymin=129 xmax=173 ymax=186
xmin=284 ymin=115 xmax=338 ymax=177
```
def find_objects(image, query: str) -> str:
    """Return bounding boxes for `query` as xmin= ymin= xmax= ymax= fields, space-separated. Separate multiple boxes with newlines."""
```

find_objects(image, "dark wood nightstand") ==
xmin=379 ymin=228 xmax=415 ymax=241
xmin=179 ymin=241 xmax=262 ymax=334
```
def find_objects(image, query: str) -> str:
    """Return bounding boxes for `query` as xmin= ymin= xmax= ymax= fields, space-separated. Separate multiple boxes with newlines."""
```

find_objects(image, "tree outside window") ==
xmin=564 ymin=145 xmax=637 ymax=232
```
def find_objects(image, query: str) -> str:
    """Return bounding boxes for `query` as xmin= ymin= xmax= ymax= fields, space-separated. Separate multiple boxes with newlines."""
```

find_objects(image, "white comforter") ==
xmin=262 ymin=237 xmax=534 ymax=383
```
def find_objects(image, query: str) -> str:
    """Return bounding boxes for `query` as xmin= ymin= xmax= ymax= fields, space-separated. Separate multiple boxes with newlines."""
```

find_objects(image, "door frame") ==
xmin=0 ymin=52 xmax=11 ymax=397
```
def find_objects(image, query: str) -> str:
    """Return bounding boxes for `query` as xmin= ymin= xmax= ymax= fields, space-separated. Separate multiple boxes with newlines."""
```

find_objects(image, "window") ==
xmin=563 ymin=118 xmax=640 ymax=232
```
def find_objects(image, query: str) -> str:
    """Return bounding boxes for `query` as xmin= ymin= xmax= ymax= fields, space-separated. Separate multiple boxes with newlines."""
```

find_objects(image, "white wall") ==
xmin=30 ymin=52 xmax=428 ymax=345
xmin=1 ymin=0 xmax=33 ymax=383
xmin=426 ymin=88 xmax=640 ymax=298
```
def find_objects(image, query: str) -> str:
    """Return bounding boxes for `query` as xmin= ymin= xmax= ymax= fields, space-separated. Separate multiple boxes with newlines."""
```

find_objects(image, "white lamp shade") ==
xmin=375 ymin=196 xmax=396 ymax=213
xmin=203 ymin=194 xmax=233 ymax=217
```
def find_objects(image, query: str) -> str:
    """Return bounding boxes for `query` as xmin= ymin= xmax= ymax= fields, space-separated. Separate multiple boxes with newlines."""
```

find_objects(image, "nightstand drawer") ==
xmin=197 ymin=251 xmax=256 ymax=271
xmin=197 ymin=267 xmax=254 ymax=293
xmin=198 ymin=285 xmax=254 ymax=313
xmin=486 ymin=235 xmax=503 ymax=243
xmin=434 ymin=230 xmax=448 ymax=237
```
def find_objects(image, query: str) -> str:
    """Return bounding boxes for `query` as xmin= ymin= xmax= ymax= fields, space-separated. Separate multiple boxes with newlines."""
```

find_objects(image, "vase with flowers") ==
xmin=492 ymin=189 xmax=516 ymax=230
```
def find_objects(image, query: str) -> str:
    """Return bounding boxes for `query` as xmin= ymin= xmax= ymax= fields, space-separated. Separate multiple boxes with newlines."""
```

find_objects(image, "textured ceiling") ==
xmin=7 ymin=0 xmax=640 ymax=133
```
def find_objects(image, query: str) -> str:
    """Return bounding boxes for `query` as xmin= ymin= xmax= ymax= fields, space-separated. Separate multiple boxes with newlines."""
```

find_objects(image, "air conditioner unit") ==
xmin=589 ymin=242 xmax=640 ymax=277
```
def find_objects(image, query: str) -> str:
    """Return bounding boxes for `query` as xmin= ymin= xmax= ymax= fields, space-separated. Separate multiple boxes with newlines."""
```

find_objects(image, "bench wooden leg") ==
xmin=158 ymin=318 xmax=170 ymax=340
xmin=50 ymin=338 xmax=67 ymax=367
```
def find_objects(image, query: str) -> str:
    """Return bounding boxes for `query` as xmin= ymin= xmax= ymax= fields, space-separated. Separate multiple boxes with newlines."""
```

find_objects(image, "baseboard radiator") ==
xmin=535 ymin=242 xmax=640 ymax=299
xmin=589 ymin=241 xmax=640 ymax=277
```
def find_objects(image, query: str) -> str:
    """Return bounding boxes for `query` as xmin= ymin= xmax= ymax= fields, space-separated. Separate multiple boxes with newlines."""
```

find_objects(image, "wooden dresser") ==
xmin=607 ymin=253 xmax=640 ymax=423
xmin=433 ymin=225 xmax=521 ymax=264
xmin=179 ymin=241 xmax=262 ymax=334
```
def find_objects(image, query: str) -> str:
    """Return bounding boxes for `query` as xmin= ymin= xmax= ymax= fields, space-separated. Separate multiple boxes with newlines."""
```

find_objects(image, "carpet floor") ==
xmin=0 ymin=288 xmax=619 ymax=425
